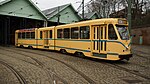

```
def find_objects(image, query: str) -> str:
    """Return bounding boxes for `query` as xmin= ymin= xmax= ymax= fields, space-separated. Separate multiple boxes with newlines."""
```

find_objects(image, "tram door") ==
xmin=92 ymin=25 xmax=107 ymax=54
xmin=43 ymin=30 xmax=49 ymax=48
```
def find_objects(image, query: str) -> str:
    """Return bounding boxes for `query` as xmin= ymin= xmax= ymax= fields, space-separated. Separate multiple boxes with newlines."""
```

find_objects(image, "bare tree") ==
xmin=86 ymin=0 xmax=124 ymax=18
xmin=85 ymin=0 xmax=150 ymax=18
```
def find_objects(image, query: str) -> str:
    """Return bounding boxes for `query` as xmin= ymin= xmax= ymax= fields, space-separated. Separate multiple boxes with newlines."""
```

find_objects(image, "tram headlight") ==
xmin=123 ymin=48 xmax=128 ymax=52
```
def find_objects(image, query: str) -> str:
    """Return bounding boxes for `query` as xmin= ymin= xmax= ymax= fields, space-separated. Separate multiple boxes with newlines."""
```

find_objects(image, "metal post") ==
xmin=82 ymin=0 xmax=84 ymax=20
xmin=103 ymin=6 xmax=106 ymax=18
xmin=113 ymin=0 xmax=116 ymax=13
xmin=57 ymin=6 xmax=60 ymax=25
xmin=103 ymin=0 xmax=107 ymax=18
xmin=44 ymin=21 xmax=48 ymax=27
xmin=128 ymin=0 xmax=131 ymax=33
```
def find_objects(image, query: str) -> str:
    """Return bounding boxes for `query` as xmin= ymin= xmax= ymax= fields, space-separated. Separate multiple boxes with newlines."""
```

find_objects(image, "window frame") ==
xmin=40 ymin=31 xmax=42 ymax=39
xmin=108 ymin=24 xmax=118 ymax=40
xmin=57 ymin=29 xmax=63 ymax=39
xmin=18 ymin=32 xmax=22 ymax=39
xmin=63 ymin=28 xmax=70 ymax=39
xmin=116 ymin=24 xmax=129 ymax=40
xmin=22 ymin=32 xmax=25 ymax=39
xmin=80 ymin=26 xmax=90 ymax=39
xmin=71 ymin=27 xmax=79 ymax=39
xmin=31 ymin=32 xmax=35 ymax=39
xmin=49 ymin=30 xmax=53 ymax=39
xmin=26 ymin=32 xmax=31 ymax=39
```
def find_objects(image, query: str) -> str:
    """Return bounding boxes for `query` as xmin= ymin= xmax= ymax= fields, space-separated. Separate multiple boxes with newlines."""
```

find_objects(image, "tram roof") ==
xmin=16 ymin=18 xmax=127 ymax=31
xmin=56 ymin=18 xmax=127 ymax=27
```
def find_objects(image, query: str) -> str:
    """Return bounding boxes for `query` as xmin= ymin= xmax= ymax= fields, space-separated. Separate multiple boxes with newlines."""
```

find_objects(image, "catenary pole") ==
xmin=82 ymin=0 xmax=84 ymax=20
xmin=128 ymin=0 xmax=131 ymax=32
xmin=57 ymin=6 xmax=60 ymax=25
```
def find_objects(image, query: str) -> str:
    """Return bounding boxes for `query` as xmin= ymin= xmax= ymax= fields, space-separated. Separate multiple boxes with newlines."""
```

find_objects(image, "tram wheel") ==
xmin=60 ymin=49 xmax=67 ymax=54
xmin=28 ymin=46 xmax=33 ymax=49
xmin=75 ymin=52 xmax=85 ymax=58
xmin=20 ymin=45 xmax=24 ymax=48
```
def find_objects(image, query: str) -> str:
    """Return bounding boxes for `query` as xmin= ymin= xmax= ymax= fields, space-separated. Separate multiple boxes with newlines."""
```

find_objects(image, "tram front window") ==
xmin=116 ymin=25 xmax=129 ymax=40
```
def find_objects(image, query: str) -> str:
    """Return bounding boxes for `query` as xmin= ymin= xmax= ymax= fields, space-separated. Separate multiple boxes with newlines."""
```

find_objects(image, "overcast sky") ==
xmin=31 ymin=0 xmax=90 ymax=11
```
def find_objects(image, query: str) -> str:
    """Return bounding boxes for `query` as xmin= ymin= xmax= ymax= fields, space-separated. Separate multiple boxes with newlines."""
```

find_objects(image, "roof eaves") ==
xmin=45 ymin=10 xmax=57 ymax=19
xmin=59 ymin=4 xmax=70 ymax=12
xmin=88 ymin=12 xmax=97 ymax=19
xmin=42 ymin=7 xmax=57 ymax=16
xmin=48 ymin=4 xmax=71 ymax=19
xmin=0 ymin=0 xmax=11 ymax=6
xmin=69 ymin=4 xmax=81 ymax=20
xmin=28 ymin=0 xmax=48 ymax=20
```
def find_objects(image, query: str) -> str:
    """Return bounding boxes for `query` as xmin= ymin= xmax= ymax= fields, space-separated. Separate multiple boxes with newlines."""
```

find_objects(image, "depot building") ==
xmin=0 ymin=0 xmax=49 ymax=45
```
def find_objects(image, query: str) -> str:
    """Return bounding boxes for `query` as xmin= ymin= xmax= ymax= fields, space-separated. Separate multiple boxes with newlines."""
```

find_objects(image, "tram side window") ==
xmin=64 ymin=28 xmax=70 ymax=39
xmin=18 ymin=33 xmax=22 ymax=39
xmin=26 ymin=32 xmax=30 ymax=39
xmin=40 ymin=31 xmax=42 ymax=39
xmin=108 ymin=24 xmax=117 ymax=40
xmin=71 ymin=27 xmax=79 ymax=39
xmin=57 ymin=29 xmax=63 ymax=38
xmin=80 ymin=26 xmax=90 ymax=39
xmin=22 ymin=32 xmax=25 ymax=39
xmin=31 ymin=32 xmax=35 ymax=39
xmin=49 ymin=30 xmax=52 ymax=38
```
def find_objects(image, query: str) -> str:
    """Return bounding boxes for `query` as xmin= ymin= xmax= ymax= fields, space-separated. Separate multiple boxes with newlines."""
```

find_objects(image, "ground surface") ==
xmin=0 ymin=45 xmax=149 ymax=84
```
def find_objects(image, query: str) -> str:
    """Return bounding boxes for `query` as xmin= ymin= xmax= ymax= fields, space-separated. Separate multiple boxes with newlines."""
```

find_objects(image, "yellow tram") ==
xmin=15 ymin=18 xmax=132 ymax=61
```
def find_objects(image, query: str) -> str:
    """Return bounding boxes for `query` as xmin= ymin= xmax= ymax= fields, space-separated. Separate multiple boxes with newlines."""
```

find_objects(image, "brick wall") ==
xmin=131 ymin=27 xmax=150 ymax=45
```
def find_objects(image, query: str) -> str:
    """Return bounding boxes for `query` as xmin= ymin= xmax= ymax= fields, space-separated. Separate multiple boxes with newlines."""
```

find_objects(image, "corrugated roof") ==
xmin=42 ymin=4 xmax=71 ymax=19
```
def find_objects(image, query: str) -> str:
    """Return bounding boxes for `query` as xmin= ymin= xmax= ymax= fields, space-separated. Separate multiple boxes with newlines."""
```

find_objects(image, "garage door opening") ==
xmin=0 ymin=15 xmax=45 ymax=45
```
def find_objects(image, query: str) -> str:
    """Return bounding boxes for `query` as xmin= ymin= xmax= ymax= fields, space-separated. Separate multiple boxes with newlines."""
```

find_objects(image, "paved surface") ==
xmin=0 ymin=45 xmax=149 ymax=84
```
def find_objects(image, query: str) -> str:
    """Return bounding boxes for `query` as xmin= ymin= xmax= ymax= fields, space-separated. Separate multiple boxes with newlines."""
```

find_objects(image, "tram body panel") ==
xmin=15 ymin=18 xmax=132 ymax=61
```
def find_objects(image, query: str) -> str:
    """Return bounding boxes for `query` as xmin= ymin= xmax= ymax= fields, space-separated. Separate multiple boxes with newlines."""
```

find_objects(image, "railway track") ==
xmin=26 ymin=56 xmax=68 ymax=84
xmin=1 ymin=46 xmax=150 ymax=83
xmin=0 ymin=47 xmax=96 ymax=84
xmin=105 ymin=62 xmax=150 ymax=81
xmin=87 ymin=56 xmax=150 ymax=82
xmin=132 ymin=49 xmax=150 ymax=60
xmin=0 ymin=60 xmax=27 ymax=84
xmin=0 ymin=47 xmax=67 ymax=84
